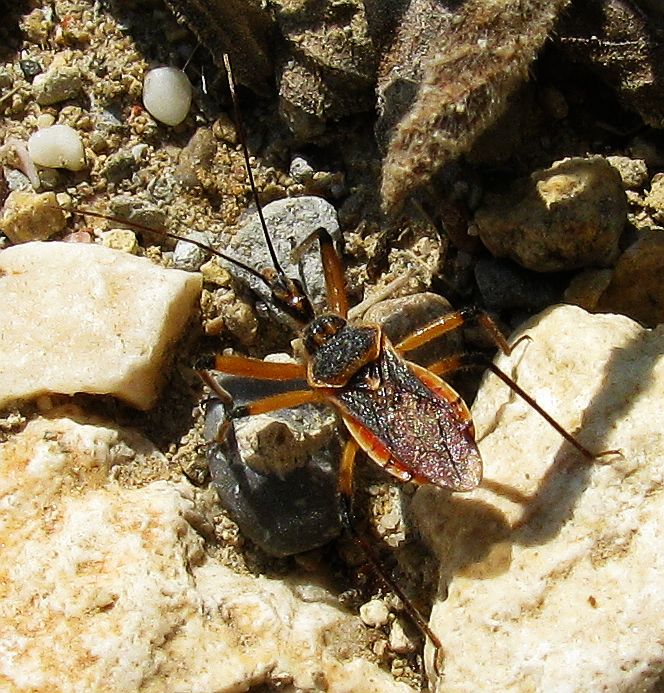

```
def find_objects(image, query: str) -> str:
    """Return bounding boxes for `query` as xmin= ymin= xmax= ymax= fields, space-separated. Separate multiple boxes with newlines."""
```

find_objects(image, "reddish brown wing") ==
xmin=328 ymin=341 xmax=482 ymax=491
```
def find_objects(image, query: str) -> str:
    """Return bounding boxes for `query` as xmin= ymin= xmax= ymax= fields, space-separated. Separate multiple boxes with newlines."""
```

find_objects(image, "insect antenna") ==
xmin=219 ymin=53 xmax=316 ymax=325
xmin=222 ymin=53 xmax=285 ymax=279
xmin=67 ymin=207 xmax=269 ymax=286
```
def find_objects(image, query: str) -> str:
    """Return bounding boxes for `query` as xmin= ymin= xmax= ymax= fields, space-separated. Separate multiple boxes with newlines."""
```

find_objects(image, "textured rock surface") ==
xmin=0 ymin=242 xmax=201 ymax=410
xmin=475 ymin=157 xmax=626 ymax=272
xmin=596 ymin=230 xmax=664 ymax=327
xmin=273 ymin=0 xmax=377 ymax=139
xmin=0 ymin=415 xmax=413 ymax=693
xmin=412 ymin=305 xmax=664 ymax=690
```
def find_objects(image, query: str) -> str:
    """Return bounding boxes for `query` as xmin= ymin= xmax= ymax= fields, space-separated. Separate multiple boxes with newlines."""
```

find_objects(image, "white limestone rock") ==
xmin=0 ymin=241 xmax=202 ymax=410
xmin=0 ymin=416 xmax=413 ymax=693
xmin=412 ymin=305 xmax=664 ymax=691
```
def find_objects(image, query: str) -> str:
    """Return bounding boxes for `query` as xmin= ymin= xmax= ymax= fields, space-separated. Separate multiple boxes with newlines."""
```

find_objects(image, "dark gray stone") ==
xmin=205 ymin=385 xmax=342 ymax=557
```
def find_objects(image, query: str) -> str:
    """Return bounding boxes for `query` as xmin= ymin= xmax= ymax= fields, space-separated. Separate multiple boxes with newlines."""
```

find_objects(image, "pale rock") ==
xmin=32 ymin=65 xmax=82 ymax=105
xmin=475 ymin=157 xmax=626 ymax=272
xmin=605 ymin=155 xmax=649 ymax=190
xmin=0 ymin=416 xmax=413 ymax=693
xmin=142 ymin=67 xmax=192 ymax=127
xmin=100 ymin=228 xmax=139 ymax=254
xmin=28 ymin=124 xmax=86 ymax=171
xmin=0 ymin=242 xmax=202 ymax=410
xmin=360 ymin=599 xmax=390 ymax=628
xmin=172 ymin=230 xmax=211 ymax=271
xmin=0 ymin=190 xmax=66 ymax=242
xmin=389 ymin=620 xmax=416 ymax=655
xmin=412 ymin=305 xmax=664 ymax=691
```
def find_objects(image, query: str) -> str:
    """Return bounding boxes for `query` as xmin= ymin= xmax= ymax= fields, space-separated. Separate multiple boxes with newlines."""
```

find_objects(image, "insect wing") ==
xmin=330 ymin=344 xmax=482 ymax=491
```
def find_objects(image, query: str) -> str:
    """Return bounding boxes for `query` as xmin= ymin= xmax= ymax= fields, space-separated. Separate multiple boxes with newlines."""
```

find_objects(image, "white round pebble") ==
xmin=359 ymin=599 xmax=390 ymax=628
xmin=143 ymin=67 xmax=192 ymax=126
xmin=27 ymin=124 xmax=86 ymax=171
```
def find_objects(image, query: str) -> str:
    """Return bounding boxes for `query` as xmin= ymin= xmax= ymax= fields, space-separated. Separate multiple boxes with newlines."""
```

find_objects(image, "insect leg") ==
xmin=338 ymin=438 xmax=444 ymax=673
xmin=428 ymin=352 xmax=616 ymax=460
xmin=292 ymin=227 xmax=349 ymax=318
xmin=213 ymin=354 xmax=306 ymax=380
xmin=396 ymin=306 xmax=511 ymax=355
xmin=198 ymin=363 xmax=324 ymax=442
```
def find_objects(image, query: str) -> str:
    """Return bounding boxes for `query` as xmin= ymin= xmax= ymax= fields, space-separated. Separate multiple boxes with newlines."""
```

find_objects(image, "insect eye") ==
xmin=302 ymin=314 xmax=346 ymax=354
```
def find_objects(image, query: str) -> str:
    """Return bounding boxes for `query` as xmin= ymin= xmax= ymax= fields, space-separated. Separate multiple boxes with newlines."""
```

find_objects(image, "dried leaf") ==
xmin=162 ymin=0 xmax=275 ymax=92
xmin=380 ymin=0 xmax=571 ymax=215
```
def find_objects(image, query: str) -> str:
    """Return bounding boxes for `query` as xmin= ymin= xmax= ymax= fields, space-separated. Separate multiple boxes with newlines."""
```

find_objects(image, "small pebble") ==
xmin=645 ymin=173 xmax=664 ymax=224
xmin=32 ymin=65 xmax=82 ymax=105
xmin=211 ymin=113 xmax=237 ymax=143
xmin=606 ymin=156 xmax=649 ymax=190
xmin=108 ymin=195 xmax=167 ymax=244
xmin=359 ymin=599 xmax=390 ymax=628
xmin=101 ymin=228 xmax=139 ymax=254
xmin=62 ymin=230 xmax=92 ymax=243
xmin=19 ymin=59 xmax=42 ymax=82
xmin=230 ymin=196 xmax=341 ymax=316
xmin=3 ymin=168 xmax=33 ymax=193
xmin=28 ymin=124 xmax=86 ymax=171
xmin=143 ymin=67 xmax=192 ymax=126
xmin=100 ymin=151 xmax=136 ymax=183
xmin=0 ymin=190 xmax=66 ymax=243
xmin=389 ymin=620 xmax=416 ymax=655
xmin=173 ymin=231 xmax=211 ymax=270
xmin=290 ymin=155 xmax=315 ymax=182
xmin=200 ymin=259 xmax=232 ymax=287
xmin=36 ymin=113 xmax=55 ymax=129
xmin=175 ymin=128 xmax=216 ymax=189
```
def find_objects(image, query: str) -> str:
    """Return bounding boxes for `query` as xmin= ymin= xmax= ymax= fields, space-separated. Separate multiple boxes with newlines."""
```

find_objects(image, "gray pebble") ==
xmin=173 ymin=231 xmax=211 ymax=270
xmin=289 ymin=155 xmax=315 ymax=182
xmin=108 ymin=195 xmax=168 ymax=245
xmin=205 ymin=392 xmax=342 ymax=557
xmin=228 ymin=196 xmax=341 ymax=319
xmin=33 ymin=66 xmax=82 ymax=105
xmin=100 ymin=151 xmax=136 ymax=184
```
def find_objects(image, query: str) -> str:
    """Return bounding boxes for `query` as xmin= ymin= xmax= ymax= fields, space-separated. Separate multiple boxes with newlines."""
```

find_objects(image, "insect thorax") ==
xmin=303 ymin=314 xmax=382 ymax=388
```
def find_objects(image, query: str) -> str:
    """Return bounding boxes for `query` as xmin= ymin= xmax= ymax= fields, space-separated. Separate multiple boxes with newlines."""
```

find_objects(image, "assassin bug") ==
xmin=71 ymin=55 xmax=610 ymax=672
